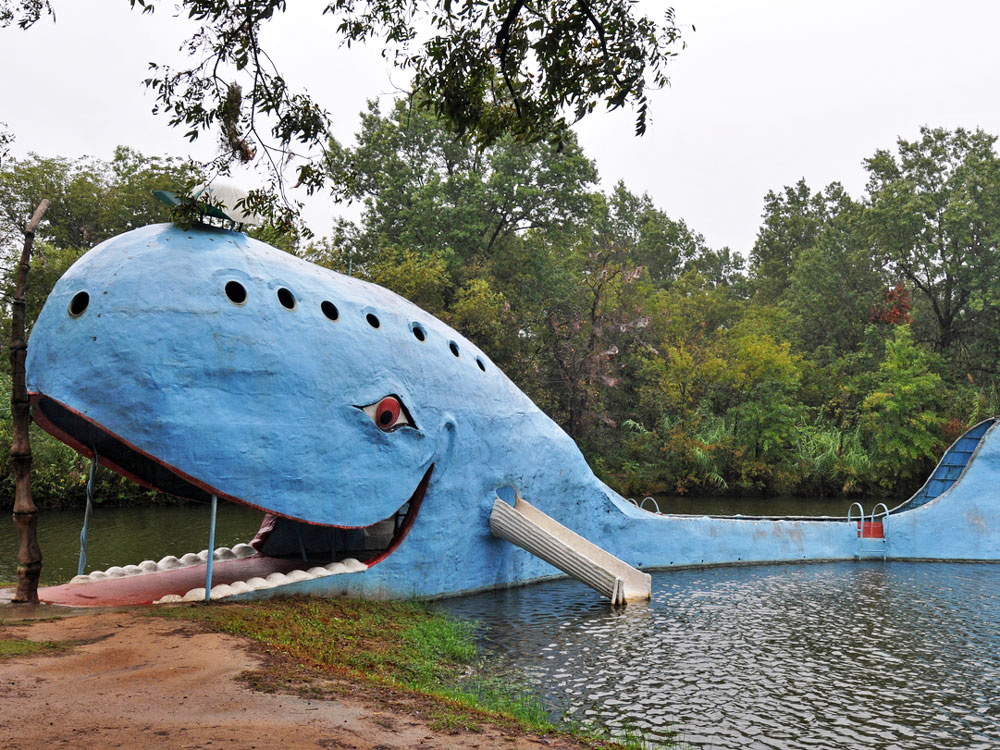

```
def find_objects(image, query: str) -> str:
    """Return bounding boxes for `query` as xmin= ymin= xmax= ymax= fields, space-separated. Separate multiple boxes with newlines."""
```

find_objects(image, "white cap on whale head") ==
xmin=192 ymin=179 xmax=263 ymax=226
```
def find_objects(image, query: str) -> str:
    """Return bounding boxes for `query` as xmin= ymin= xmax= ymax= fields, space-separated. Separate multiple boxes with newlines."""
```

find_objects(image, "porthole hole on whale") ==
xmin=277 ymin=287 xmax=296 ymax=310
xmin=68 ymin=291 xmax=90 ymax=317
xmin=411 ymin=323 xmax=426 ymax=341
xmin=225 ymin=280 xmax=247 ymax=305
xmin=449 ymin=341 xmax=460 ymax=357
xmin=321 ymin=300 xmax=339 ymax=321
xmin=366 ymin=312 xmax=380 ymax=328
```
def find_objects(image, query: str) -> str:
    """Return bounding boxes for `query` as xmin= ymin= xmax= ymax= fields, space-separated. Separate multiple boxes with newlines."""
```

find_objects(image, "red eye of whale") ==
xmin=359 ymin=395 xmax=414 ymax=432
xmin=376 ymin=397 xmax=400 ymax=429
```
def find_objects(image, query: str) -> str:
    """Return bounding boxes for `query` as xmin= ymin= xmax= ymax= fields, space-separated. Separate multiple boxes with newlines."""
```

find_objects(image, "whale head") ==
xmin=27 ymin=223 xmax=610 ymax=604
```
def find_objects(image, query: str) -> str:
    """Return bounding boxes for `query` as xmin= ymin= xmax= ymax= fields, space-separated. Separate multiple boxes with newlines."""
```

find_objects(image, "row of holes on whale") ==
xmin=64 ymin=281 xmax=489 ymax=373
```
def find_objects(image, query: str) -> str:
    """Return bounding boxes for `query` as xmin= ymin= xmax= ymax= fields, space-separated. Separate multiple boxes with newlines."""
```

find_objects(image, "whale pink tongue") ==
xmin=39 ymin=556 xmax=304 ymax=607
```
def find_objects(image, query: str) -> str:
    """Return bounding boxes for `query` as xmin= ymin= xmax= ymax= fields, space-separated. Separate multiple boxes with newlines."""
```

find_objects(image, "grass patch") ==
xmin=0 ymin=637 xmax=64 ymax=659
xmin=161 ymin=597 xmax=681 ymax=748
xmin=429 ymin=709 xmax=482 ymax=733
xmin=161 ymin=597 xmax=552 ymax=731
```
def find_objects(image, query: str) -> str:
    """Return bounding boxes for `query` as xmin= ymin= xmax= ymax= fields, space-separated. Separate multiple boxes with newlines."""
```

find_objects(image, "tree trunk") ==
xmin=9 ymin=200 xmax=49 ymax=604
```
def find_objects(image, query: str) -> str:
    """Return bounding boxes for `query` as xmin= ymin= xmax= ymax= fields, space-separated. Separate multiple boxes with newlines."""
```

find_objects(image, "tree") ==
xmin=860 ymin=325 xmax=946 ymax=492
xmin=0 ymin=121 xmax=11 ymax=168
xmin=864 ymin=127 xmax=1000 ymax=364
xmin=2 ymin=0 xmax=684 ymax=222
xmin=781 ymin=184 xmax=884 ymax=362
xmin=324 ymin=97 xmax=598 ymax=272
xmin=749 ymin=179 xmax=841 ymax=301
xmin=602 ymin=181 xmax=744 ymax=290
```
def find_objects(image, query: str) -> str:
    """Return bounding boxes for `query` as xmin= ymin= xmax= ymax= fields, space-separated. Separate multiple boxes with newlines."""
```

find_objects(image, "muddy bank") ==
xmin=0 ymin=610 xmax=587 ymax=750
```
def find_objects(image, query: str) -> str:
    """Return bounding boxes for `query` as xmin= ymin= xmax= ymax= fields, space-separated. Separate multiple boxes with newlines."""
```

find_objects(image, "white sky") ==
xmin=2 ymin=1 xmax=1000 ymax=255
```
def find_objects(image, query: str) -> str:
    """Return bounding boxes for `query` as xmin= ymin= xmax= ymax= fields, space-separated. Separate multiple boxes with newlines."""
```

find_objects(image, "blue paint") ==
xmin=24 ymin=224 xmax=1000 ymax=602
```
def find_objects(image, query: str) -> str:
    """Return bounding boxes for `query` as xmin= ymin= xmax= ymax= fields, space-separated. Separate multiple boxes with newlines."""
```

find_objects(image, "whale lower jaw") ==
xmin=63 ymin=545 xmax=367 ymax=603
xmin=39 ymin=465 xmax=430 ymax=607
xmin=40 ymin=549 xmax=371 ymax=607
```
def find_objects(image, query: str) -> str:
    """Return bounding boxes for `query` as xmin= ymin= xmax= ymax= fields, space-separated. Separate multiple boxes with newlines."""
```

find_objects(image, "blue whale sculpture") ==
xmin=25 ymin=223 xmax=1000 ymax=606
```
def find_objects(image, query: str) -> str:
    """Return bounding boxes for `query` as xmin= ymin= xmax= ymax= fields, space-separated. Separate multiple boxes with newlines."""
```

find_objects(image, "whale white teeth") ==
xmin=342 ymin=558 xmax=367 ymax=573
xmin=149 ymin=556 xmax=374 ymax=604
xmin=181 ymin=588 xmax=206 ymax=602
xmin=80 ymin=546 xmax=264 ymax=583
xmin=72 ymin=544 xmax=364 ymax=601
xmin=209 ymin=584 xmax=237 ymax=599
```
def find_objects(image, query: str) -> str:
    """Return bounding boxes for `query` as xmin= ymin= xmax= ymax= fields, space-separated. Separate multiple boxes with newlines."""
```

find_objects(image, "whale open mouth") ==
xmin=29 ymin=394 xmax=432 ymax=606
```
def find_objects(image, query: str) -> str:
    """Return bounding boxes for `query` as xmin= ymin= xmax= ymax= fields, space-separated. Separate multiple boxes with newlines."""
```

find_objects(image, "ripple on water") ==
xmin=438 ymin=562 xmax=1000 ymax=750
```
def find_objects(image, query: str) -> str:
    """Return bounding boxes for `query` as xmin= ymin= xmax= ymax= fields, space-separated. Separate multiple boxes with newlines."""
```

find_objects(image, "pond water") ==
xmin=6 ymin=501 xmax=997 ymax=749
xmin=438 ymin=562 xmax=1000 ymax=750
xmin=0 ymin=495 xmax=848 ymax=584
xmin=0 ymin=502 xmax=265 ymax=583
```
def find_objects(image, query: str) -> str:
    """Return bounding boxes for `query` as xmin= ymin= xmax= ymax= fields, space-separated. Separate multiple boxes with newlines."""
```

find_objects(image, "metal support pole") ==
xmin=205 ymin=494 xmax=218 ymax=603
xmin=77 ymin=455 xmax=97 ymax=576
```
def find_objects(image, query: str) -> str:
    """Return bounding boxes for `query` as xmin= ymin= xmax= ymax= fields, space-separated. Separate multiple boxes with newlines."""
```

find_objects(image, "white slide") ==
xmin=490 ymin=491 xmax=651 ymax=604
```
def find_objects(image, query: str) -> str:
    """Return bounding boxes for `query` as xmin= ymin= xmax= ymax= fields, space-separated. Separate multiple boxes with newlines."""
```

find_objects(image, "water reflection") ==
xmin=0 ymin=503 xmax=264 ymax=584
xmin=439 ymin=563 xmax=1000 ymax=749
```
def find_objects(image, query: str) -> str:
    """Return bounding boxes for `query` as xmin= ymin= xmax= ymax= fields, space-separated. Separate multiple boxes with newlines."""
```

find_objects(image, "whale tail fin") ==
xmin=489 ymin=490 xmax=651 ymax=604
xmin=892 ymin=417 xmax=999 ymax=513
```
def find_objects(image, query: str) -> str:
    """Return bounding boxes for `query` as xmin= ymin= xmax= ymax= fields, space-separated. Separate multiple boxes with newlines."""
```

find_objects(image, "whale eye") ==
xmin=359 ymin=395 xmax=415 ymax=432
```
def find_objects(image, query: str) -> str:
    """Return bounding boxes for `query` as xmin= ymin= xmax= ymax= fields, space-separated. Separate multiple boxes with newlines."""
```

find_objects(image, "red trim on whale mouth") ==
xmin=367 ymin=464 xmax=432 ymax=567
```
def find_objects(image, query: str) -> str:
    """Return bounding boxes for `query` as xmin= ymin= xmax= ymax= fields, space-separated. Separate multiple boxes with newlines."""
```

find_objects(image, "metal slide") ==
xmin=490 ymin=490 xmax=651 ymax=604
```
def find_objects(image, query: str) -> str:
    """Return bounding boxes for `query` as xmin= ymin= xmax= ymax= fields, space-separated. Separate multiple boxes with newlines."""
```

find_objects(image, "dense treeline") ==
xmin=3 ymin=112 xmax=1000 ymax=508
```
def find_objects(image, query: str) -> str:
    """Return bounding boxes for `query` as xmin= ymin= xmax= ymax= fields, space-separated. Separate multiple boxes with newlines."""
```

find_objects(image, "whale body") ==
xmin=25 ymin=223 xmax=1000 ymax=605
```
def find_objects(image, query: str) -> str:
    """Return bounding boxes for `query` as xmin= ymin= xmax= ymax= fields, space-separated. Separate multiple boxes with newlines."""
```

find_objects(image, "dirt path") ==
xmin=0 ymin=610 xmax=579 ymax=750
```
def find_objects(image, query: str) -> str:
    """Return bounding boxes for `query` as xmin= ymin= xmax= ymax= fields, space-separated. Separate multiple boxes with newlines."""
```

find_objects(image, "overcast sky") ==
xmin=3 ymin=1 xmax=1000 ymax=255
